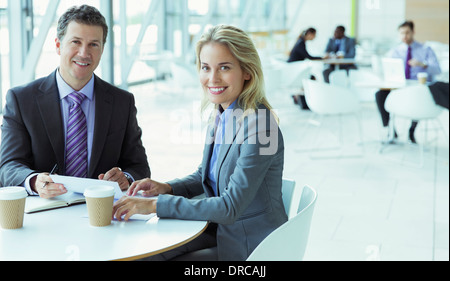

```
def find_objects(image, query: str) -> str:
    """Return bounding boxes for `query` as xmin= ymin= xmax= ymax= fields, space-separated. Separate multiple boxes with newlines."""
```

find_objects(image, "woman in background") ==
xmin=288 ymin=28 xmax=322 ymax=108
xmin=288 ymin=27 xmax=322 ymax=62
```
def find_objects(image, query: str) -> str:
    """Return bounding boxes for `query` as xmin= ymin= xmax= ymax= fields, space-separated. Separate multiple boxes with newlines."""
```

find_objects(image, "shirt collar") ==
xmin=219 ymin=100 xmax=237 ymax=120
xmin=56 ymin=69 xmax=95 ymax=101
xmin=401 ymin=41 xmax=419 ymax=49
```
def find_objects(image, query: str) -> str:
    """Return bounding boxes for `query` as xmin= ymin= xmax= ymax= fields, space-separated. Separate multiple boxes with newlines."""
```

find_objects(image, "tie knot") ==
xmin=68 ymin=92 xmax=86 ymax=105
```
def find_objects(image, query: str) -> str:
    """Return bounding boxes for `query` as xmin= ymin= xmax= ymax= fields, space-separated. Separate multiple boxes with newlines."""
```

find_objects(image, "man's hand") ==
xmin=408 ymin=59 xmax=427 ymax=68
xmin=31 ymin=173 xmax=67 ymax=199
xmin=98 ymin=167 xmax=129 ymax=191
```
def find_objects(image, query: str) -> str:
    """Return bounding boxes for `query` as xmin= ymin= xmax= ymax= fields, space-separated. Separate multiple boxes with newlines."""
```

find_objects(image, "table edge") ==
xmin=111 ymin=221 xmax=210 ymax=261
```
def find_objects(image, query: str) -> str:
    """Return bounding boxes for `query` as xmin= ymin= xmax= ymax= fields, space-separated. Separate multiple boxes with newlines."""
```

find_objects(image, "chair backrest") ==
xmin=280 ymin=61 xmax=311 ymax=89
xmin=385 ymin=84 xmax=444 ymax=120
xmin=281 ymin=179 xmax=296 ymax=218
xmin=302 ymin=79 xmax=360 ymax=115
xmin=247 ymin=185 xmax=318 ymax=261
xmin=329 ymin=70 xmax=349 ymax=87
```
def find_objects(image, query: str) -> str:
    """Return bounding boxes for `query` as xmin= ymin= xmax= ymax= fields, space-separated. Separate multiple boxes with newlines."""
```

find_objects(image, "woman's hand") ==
xmin=112 ymin=196 xmax=157 ymax=221
xmin=126 ymin=178 xmax=173 ymax=197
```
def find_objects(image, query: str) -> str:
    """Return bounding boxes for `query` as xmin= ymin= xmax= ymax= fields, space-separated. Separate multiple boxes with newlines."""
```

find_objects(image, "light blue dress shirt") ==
xmin=334 ymin=38 xmax=345 ymax=53
xmin=389 ymin=41 xmax=441 ymax=81
xmin=207 ymin=100 xmax=237 ymax=196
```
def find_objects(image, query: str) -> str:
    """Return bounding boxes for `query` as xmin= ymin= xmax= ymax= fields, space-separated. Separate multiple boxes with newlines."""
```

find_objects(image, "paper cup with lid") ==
xmin=0 ymin=187 xmax=28 ymax=229
xmin=84 ymin=186 xmax=115 ymax=227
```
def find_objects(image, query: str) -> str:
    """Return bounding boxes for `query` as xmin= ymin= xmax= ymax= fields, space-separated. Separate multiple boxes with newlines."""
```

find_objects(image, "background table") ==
xmin=322 ymin=58 xmax=357 ymax=65
xmin=0 ymin=197 xmax=208 ymax=261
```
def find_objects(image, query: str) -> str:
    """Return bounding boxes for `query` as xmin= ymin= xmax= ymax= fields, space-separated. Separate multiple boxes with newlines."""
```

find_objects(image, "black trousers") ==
xmin=429 ymin=82 xmax=449 ymax=109
xmin=375 ymin=90 xmax=418 ymax=131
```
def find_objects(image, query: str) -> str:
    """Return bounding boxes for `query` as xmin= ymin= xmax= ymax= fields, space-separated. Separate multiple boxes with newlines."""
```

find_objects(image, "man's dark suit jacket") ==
xmin=0 ymin=70 xmax=150 ymax=188
xmin=325 ymin=36 xmax=356 ymax=58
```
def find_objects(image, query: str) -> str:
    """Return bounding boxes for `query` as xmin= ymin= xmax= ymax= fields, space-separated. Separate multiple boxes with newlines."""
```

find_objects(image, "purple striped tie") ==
xmin=65 ymin=92 xmax=88 ymax=178
xmin=405 ymin=46 xmax=412 ymax=79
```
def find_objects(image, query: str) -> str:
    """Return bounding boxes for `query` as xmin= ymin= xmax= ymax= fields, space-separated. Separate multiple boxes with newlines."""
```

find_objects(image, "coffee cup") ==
xmin=84 ymin=186 xmax=115 ymax=227
xmin=0 ymin=187 xmax=27 ymax=229
xmin=417 ymin=72 xmax=428 ymax=84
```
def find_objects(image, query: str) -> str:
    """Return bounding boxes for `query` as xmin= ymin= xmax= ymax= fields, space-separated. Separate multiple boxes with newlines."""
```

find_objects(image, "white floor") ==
xmin=130 ymin=79 xmax=449 ymax=261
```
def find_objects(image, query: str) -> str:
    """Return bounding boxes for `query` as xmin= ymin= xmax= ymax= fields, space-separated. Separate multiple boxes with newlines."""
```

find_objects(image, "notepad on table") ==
xmin=25 ymin=176 xmax=124 ymax=213
xmin=25 ymin=192 xmax=86 ymax=213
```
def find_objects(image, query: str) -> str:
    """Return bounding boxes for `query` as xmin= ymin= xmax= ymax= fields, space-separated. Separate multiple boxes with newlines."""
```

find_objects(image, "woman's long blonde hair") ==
xmin=196 ymin=25 xmax=274 ymax=117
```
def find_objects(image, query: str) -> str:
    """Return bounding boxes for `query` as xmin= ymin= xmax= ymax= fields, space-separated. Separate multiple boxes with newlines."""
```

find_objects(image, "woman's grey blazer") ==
xmin=156 ymin=104 xmax=287 ymax=261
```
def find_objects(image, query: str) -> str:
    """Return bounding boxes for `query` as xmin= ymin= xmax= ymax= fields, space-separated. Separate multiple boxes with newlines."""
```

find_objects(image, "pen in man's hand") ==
xmin=49 ymin=164 xmax=59 ymax=175
xmin=42 ymin=164 xmax=59 ymax=189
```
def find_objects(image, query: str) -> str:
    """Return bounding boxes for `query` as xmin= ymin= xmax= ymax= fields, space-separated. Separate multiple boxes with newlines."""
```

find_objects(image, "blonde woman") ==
xmin=113 ymin=25 xmax=287 ymax=261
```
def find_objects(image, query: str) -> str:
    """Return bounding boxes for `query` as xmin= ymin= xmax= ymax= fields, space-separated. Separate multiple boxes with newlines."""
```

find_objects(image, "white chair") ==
xmin=308 ymin=60 xmax=326 ymax=83
xmin=298 ymin=79 xmax=364 ymax=158
xmin=247 ymin=185 xmax=318 ymax=261
xmin=279 ymin=61 xmax=312 ymax=92
xmin=384 ymin=84 xmax=447 ymax=166
xmin=436 ymin=58 xmax=449 ymax=82
xmin=281 ymin=179 xmax=296 ymax=218
xmin=172 ymin=178 xmax=297 ymax=261
xmin=329 ymin=69 xmax=349 ymax=87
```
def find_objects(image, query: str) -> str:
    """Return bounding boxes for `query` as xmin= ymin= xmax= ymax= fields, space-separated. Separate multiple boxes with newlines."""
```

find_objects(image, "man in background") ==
xmin=375 ymin=21 xmax=441 ymax=144
xmin=323 ymin=25 xmax=357 ymax=83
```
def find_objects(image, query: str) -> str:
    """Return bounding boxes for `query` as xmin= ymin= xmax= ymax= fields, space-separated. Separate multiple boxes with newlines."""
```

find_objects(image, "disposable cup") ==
xmin=0 ymin=187 xmax=27 ymax=229
xmin=84 ymin=186 xmax=115 ymax=227
xmin=417 ymin=72 xmax=428 ymax=84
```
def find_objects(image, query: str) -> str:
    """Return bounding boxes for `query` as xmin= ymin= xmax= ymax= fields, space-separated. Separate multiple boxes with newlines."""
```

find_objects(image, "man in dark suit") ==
xmin=0 ymin=5 xmax=150 ymax=198
xmin=323 ymin=25 xmax=357 ymax=83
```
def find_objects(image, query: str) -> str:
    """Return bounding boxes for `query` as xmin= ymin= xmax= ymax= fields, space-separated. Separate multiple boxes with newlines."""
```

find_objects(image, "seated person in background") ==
xmin=323 ymin=25 xmax=357 ymax=83
xmin=288 ymin=28 xmax=322 ymax=108
xmin=288 ymin=28 xmax=322 ymax=62
xmin=375 ymin=21 xmax=441 ymax=144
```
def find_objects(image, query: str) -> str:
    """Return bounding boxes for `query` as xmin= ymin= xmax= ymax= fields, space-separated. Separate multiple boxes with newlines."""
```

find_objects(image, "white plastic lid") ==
xmin=0 ymin=187 xmax=28 ymax=200
xmin=83 ymin=186 xmax=115 ymax=198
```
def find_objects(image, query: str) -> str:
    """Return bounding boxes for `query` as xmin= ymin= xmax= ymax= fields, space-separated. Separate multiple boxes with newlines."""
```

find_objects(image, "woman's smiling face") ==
xmin=199 ymin=42 xmax=251 ymax=110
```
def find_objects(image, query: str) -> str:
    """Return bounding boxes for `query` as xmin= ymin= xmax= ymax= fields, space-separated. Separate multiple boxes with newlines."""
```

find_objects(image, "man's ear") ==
xmin=55 ymin=38 xmax=61 ymax=55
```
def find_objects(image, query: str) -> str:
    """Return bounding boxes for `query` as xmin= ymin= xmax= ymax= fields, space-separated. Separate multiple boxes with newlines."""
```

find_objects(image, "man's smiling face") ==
xmin=56 ymin=21 xmax=104 ymax=91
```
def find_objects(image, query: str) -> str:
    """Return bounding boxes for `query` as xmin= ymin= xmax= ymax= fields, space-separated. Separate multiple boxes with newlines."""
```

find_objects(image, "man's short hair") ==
xmin=399 ymin=21 xmax=414 ymax=31
xmin=336 ymin=25 xmax=346 ymax=33
xmin=57 ymin=5 xmax=108 ymax=44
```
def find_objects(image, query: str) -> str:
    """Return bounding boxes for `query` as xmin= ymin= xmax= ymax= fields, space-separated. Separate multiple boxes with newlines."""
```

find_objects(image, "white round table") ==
xmin=0 ymin=197 xmax=208 ymax=261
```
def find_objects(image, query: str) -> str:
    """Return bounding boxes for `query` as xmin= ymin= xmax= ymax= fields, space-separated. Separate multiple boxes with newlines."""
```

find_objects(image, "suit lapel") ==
xmin=89 ymin=76 xmax=113 ymax=177
xmin=36 ymin=71 xmax=65 ymax=171
xmin=202 ymin=125 xmax=215 ymax=196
